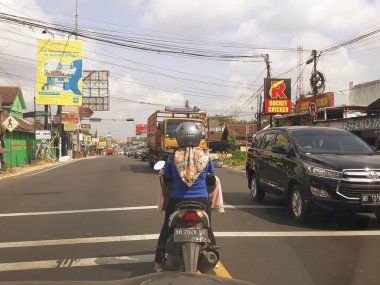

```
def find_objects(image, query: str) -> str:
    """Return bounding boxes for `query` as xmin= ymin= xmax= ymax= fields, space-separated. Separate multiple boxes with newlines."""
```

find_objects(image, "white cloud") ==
xmin=141 ymin=0 xmax=259 ymax=34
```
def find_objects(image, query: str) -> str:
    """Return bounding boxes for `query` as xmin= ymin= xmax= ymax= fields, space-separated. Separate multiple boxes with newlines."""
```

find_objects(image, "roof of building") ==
xmin=224 ymin=124 xmax=255 ymax=138
xmin=0 ymin=86 xmax=26 ymax=109
xmin=207 ymin=131 xmax=223 ymax=142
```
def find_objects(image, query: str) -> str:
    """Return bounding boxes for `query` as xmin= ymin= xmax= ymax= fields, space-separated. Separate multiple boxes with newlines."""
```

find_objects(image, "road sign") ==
xmin=35 ymin=111 xmax=50 ymax=117
xmin=79 ymin=107 xmax=94 ymax=118
xmin=81 ymin=124 xmax=91 ymax=130
xmin=64 ymin=123 xmax=77 ymax=132
xmin=2 ymin=116 xmax=19 ymax=132
xmin=36 ymin=130 xmax=51 ymax=140
xmin=83 ymin=135 xmax=92 ymax=142
xmin=308 ymin=102 xmax=317 ymax=118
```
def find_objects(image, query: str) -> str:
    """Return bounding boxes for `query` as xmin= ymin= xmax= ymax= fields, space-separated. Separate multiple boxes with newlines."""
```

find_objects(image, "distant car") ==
xmin=106 ymin=147 xmax=114 ymax=156
xmin=140 ymin=148 xmax=149 ymax=161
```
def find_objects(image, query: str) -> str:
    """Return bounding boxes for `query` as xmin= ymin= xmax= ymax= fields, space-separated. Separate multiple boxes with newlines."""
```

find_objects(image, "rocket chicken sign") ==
xmin=264 ymin=78 xmax=291 ymax=114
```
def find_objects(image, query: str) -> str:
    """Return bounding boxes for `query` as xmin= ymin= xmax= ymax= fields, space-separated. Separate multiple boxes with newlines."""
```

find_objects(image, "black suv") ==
xmin=246 ymin=126 xmax=380 ymax=222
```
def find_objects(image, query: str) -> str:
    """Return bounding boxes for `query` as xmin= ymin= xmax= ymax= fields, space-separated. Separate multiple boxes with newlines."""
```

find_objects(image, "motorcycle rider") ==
xmin=154 ymin=121 xmax=217 ymax=272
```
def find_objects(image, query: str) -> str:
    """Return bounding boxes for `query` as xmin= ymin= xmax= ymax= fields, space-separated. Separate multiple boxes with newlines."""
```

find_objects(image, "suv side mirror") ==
xmin=157 ymin=122 xmax=163 ymax=130
xmin=272 ymin=145 xmax=287 ymax=154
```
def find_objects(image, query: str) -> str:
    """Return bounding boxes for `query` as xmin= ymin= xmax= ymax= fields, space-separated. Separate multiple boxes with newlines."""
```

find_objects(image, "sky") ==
xmin=0 ymin=0 xmax=380 ymax=140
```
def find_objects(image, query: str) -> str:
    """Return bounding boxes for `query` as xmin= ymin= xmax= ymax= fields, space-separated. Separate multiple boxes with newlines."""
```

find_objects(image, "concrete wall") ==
xmin=349 ymin=80 xmax=380 ymax=105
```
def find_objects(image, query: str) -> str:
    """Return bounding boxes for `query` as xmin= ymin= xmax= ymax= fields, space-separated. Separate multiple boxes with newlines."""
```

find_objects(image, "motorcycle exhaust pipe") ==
xmin=198 ymin=250 xmax=219 ymax=274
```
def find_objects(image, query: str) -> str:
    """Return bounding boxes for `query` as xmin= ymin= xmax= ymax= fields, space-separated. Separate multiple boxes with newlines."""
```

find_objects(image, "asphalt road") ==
xmin=0 ymin=156 xmax=380 ymax=284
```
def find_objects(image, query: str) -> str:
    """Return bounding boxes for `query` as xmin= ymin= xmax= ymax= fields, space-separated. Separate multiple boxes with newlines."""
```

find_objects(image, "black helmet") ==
xmin=176 ymin=122 xmax=202 ymax=148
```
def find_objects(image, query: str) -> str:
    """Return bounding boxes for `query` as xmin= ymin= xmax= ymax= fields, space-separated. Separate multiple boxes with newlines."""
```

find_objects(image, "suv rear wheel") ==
xmin=290 ymin=185 xmax=312 ymax=223
xmin=250 ymin=173 xmax=266 ymax=202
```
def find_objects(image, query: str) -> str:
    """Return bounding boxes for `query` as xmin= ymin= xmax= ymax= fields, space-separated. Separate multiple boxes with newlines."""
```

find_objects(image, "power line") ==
xmin=0 ymin=12 xmax=268 ymax=62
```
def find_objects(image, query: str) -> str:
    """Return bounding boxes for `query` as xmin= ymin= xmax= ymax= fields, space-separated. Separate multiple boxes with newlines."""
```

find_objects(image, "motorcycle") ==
xmin=154 ymin=161 xmax=219 ymax=273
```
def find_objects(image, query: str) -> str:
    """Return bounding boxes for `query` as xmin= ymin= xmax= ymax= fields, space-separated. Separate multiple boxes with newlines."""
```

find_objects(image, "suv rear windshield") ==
xmin=293 ymin=130 xmax=374 ymax=155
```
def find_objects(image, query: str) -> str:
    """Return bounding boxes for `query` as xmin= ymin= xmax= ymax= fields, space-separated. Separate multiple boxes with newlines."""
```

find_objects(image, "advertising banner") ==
xmin=345 ymin=115 xmax=380 ymax=131
xmin=35 ymin=130 xmax=51 ymax=140
xmin=83 ymin=135 xmax=92 ymax=142
xmin=264 ymin=78 xmax=292 ymax=114
xmin=61 ymin=106 xmax=80 ymax=124
xmin=63 ymin=123 xmax=77 ymax=131
xmin=36 ymin=39 xmax=83 ymax=106
xmin=81 ymin=124 xmax=91 ymax=130
xmin=135 ymin=124 xmax=148 ymax=135
xmin=295 ymin=92 xmax=335 ymax=113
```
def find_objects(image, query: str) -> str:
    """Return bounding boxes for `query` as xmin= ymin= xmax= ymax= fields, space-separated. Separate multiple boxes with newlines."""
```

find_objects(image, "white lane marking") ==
xmin=0 ymin=206 xmax=158 ymax=217
xmin=214 ymin=231 xmax=380 ymax=237
xmin=224 ymin=205 xmax=286 ymax=209
xmin=0 ymin=234 xmax=159 ymax=249
xmin=0 ymin=254 xmax=155 ymax=272
xmin=1 ymin=230 xmax=380 ymax=249
xmin=0 ymin=204 xmax=285 ymax=218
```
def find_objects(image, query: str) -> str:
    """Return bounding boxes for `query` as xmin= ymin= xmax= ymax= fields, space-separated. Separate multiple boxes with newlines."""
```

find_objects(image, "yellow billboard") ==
xmin=36 ymin=39 xmax=83 ymax=106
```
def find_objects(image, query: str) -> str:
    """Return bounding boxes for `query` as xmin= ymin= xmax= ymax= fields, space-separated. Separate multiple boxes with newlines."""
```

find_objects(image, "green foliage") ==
xmin=224 ymin=150 xmax=247 ymax=166
xmin=228 ymin=133 xmax=240 ymax=153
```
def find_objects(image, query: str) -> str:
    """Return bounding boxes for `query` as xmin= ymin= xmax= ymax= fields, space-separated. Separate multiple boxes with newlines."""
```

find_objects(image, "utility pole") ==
xmin=312 ymin=49 xmax=317 ymax=102
xmin=297 ymin=46 xmax=304 ymax=100
xmin=75 ymin=0 xmax=79 ymax=40
xmin=257 ymin=54 xmax=271 ymax=131
xmin=264 ymin=54 xmax=272 ymax=128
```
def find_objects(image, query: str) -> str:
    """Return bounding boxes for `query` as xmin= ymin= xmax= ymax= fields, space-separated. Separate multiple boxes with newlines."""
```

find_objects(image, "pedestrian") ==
xmin=154 ymin=122 xmax=217 ymax=272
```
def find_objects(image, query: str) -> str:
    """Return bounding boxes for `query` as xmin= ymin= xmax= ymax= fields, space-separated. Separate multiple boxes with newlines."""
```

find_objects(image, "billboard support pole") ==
xmin=44 ymin=105 xmax=48 ymax=129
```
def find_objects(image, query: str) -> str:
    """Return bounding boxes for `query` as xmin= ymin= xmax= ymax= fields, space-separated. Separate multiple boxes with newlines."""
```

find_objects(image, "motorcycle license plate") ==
xmin=361 ymin=194 xmax=380 ymax=205
xmin=174 ymin=228 xmax=208 ymax=243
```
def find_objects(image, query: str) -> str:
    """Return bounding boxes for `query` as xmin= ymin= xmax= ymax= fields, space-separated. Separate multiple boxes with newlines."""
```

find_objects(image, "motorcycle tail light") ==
xmin=183 ymin=211 xmax=200 ymax=222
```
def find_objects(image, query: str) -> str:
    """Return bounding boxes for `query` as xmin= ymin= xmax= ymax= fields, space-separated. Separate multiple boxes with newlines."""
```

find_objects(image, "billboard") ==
xmin=295 ymin=92 xmax=335 ymax=113
xmin=135 ymin=124 xmax=148 ymax=135
xmin=264 ymin=78 xmax=291 ymax=114
xmin=36 ymin=39 xmax=83 ymax=106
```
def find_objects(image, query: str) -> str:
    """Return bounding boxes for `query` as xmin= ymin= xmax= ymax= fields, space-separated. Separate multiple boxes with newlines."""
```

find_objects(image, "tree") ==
xmin=228 ymin=133 xmax=240 ymax=153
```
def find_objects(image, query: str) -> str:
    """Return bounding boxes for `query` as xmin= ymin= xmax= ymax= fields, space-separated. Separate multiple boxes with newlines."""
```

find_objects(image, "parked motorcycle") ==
xmin=154 ymin=161 xmax=219 ymax=273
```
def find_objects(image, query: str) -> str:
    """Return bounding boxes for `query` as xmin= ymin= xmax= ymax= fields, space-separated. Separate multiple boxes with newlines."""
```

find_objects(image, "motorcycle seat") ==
xmin=175 ymin=201 xmax=205 ymax=211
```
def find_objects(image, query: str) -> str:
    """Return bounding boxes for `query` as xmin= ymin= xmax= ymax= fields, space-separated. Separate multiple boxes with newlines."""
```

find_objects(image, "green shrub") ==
xmin=224 ymin=151 xmax=247 ymax=166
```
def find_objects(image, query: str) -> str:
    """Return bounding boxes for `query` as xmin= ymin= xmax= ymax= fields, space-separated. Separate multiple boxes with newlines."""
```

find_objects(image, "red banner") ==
xmin=295 ymin=92 xmax=334 ymax=113
xmin=135 ymin=124 xmax=147 ymax=135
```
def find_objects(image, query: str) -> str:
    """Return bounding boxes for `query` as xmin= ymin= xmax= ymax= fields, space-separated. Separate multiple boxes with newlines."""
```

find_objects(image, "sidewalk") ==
xmin=0 ymin=156 xmax=101 ymax=180
xmin=0 ymin=160 xmax=62 ymax=180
